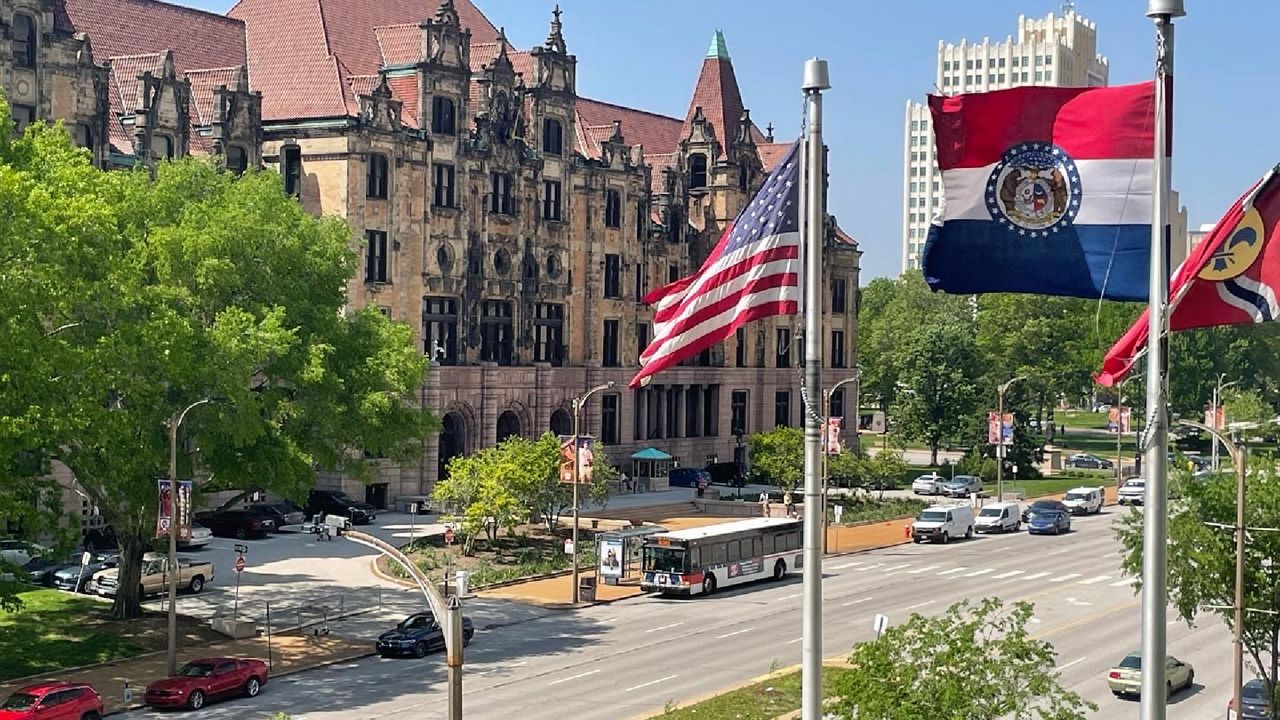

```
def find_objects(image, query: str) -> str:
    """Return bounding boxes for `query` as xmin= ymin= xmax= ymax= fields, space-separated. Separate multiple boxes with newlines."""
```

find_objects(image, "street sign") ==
xmin=833 ymin=504 xmax=844 ymax=524
xmin=873 ymin=613 xmax=889 ymax=637
xmin=563 ymin=539 xmax=574 ymax=554
xmin=234 ymin=543 xmax=249 ymax=554
xmin=444 ymin=527 xmax=456 ymax=545
xmin=81 ymin=551 xmax=91 ymax=566
xmin=409 ymin=502 xmax=419 ymax=515
xmin=235 ymin=556 xmax=246 ymax=573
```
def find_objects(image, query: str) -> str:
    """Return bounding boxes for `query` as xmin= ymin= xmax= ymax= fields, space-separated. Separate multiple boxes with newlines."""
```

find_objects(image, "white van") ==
xmin=1062 ymin=487 xmax=1105 ymax=515
xmin=911 ymin=504 xmax=975 ymax=544
xmin=975 ymin=501 xmax=1021 ymax=533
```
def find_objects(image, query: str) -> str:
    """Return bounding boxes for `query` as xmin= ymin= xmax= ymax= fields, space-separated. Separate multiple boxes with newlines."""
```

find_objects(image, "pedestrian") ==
xmin=759 ymin=491 xmax=770 ymax=517
xmin=784 ymin=490 xmax=796 ymax=518
xmin=697 ymin=476 xmax=708 ymax=498
xmin=621 ymin=471 xmax=632 ymax=493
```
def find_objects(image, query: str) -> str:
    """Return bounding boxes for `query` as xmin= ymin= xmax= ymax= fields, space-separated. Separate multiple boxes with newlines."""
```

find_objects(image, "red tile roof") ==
xmin=757 ymin=142 xmax=792 ymax=173
xmin=108 ymin=54 xmax=162 ymax=113
xmin=470 ymin=42 xmax=533 ymax=78
xmin=644 ymin=152 xmax=677 ymax=194
xmin=312 ymin=0 xmax=498 ymax=75
xmin=61 ymin=0 xmax=246 ymax=72
xmin=681 ymin=54 xmax=767 ymax=153
xmin=831 ymin=224 xmax=859 ymax=247
xmin=229 ymin=0 xmax=349 ymax=120
xmin=387 ymin=75 xmax=421 ymax=129
xmin=186 ymin=67 xmax=241 ymax=126
xmin=375 ymin=24 xmax=422 ymax=67
xmin=575 ymin=98 xmax=683 ymax=156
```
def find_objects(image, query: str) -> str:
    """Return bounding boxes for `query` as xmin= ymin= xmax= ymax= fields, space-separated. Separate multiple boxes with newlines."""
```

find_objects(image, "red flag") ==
xmin=1096 ymin=165 xmax=1280 ymax=386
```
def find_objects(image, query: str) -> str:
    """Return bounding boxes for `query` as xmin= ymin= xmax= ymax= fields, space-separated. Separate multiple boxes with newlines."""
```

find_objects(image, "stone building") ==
xmin=3 ymin=0 xmax=860 ymax=510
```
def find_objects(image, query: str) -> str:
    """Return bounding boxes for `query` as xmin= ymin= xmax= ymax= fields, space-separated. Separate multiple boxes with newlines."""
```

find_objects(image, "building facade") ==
xmin=2 ymin=0 xmax=860 ymax=509
xmin=901 ymin=11 xmax=1111 ymax=272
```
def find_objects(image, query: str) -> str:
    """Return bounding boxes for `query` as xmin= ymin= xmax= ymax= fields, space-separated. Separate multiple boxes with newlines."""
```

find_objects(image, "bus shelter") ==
xmin=597 ymin=525 xmax=667 ymax=585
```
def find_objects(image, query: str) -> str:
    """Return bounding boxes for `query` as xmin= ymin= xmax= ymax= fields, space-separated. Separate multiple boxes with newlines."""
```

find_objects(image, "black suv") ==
xmin=306 ymin=489 xmax=376 ymax=525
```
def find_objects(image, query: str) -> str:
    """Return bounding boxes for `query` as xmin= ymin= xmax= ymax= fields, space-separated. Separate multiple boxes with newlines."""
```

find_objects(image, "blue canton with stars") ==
xmin=723 ymin=143 xmax=801 ymax=254
xmin=983 ymin=142 xmax=1082 ymax=239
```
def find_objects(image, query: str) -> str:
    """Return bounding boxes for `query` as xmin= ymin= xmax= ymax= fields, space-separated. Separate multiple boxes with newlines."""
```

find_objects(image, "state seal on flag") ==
xmin=985 ymin=143 xmax=1082 ymax=238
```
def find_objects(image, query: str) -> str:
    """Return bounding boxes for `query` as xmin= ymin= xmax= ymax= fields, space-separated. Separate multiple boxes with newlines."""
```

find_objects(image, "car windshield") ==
xmin=1033 ymin=511 xmax=1060 ymax=520
xmin=1124 ymin=481 xmax=1145 ymax=489
xmin=1030 ymin=501 xmax=1058 ymax=510
xmin=178 ymin=662 xmax=216 ymax=677
xmin=1119 ymin=654 xmax=1142 ymax=669
xmin=642 ymin=546 xmax=687 ymax=574
xmin=920 ymin=510 xmax=948 ymax=522
xmin=400 ymin=615 xmax=436 ymax=630
xmin=1065 ymin=492 xmax=1089 ymax=501
xmin=978 ymin=507 xmax=1003 ymax=518
xmin=330 ymin=492 xmax=354 ymax=503
xmin=1 ymin=693 xmax=38 ymax=711
xmin=1244 ymin=681 xmax=1272 ymax=700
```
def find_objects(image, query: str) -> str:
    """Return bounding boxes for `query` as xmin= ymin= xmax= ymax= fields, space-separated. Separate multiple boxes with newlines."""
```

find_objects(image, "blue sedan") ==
xmin=1027 ymin=509 xmax=1071 ymax=535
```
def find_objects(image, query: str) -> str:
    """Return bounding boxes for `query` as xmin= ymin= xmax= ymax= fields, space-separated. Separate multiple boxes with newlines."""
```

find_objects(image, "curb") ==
xmin=626 ymin=657 xmax=853 ymax=720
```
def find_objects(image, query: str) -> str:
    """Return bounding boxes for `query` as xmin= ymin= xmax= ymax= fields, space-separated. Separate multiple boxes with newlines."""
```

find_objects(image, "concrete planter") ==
xmin=210 ymin=618 xmax=258 ymax=640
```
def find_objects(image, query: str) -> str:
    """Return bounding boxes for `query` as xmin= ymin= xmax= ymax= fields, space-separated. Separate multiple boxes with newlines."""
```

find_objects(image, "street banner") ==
xmin=988 ymin=412 xmax=1015 ymax=445
xmin=1204 ymin=406 xmax=1225 ymax=431
xmin=1108 ymin=406 xmax=1133 ymax=433
xmin=156 ymin=478 xmax=193 ymax=541
xmin=823 ymin=417 xmax=843 ymax=455
xmin=598 ymin=538 xmax=624 ymax=578
xmin=558 ymin=435 xmax=596 ymax=484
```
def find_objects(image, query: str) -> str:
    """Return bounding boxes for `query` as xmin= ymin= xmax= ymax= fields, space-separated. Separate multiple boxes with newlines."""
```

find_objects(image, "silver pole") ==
xmin=166 ymin=415 xmax=180 ymax=677
xmin=801 ymin=57 xmax=829 ymax=720
xmin=1141 ymin=3 xmax=1182 ymax=718
xmin=571 ymin=398 xmax=581 ymax=605
xmin=996 ymin=386 xmax=1005 ymax=502
xmin=1213 ymin=375 xmax=1221 ymax=471
xmin=1233 ymin=438 xmax=1246 ymax=720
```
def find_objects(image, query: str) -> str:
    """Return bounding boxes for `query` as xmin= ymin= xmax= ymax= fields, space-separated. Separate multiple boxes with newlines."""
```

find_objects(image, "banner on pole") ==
xmin=823 ymin=417 xmax=843 ymax=455
xmin=988 ymin=412 xmax=1015 ymax=445
xmin=156 ymin=478 xmax=193 ymax=541
xmin=1108 ymin=406 xmax=1133 ymax=433
xmin=558 ymin=435 xmax=596 ymax=484
xmin=1204 ymin=406 xmax=1225 ymax=431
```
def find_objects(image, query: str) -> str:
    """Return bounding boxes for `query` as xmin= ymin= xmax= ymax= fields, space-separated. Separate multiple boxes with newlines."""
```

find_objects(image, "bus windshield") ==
xmin=643 ymin=546 xmax=688 ymax=574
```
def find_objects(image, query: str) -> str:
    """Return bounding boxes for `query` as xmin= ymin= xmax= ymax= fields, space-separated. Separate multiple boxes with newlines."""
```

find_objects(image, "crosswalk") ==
xmin=829 ymin=558 xmax=1136 ymax=590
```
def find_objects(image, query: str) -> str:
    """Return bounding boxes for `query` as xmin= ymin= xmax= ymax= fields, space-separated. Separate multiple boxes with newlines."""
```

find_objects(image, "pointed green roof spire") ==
xmin=706 ymin=29 xmax=730 ymax=60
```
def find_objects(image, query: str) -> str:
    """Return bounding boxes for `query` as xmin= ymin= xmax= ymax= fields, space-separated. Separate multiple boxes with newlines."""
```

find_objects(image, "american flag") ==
xmin=630 ymin=140 xmax=802 ymax=388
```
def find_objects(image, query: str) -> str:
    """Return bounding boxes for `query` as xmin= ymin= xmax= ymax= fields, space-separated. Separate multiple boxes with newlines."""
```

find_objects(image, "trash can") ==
xmin=454 ymin=570 xmax=469 ymax=598
xmin=578 ymin=576 xmax=596 ymax=602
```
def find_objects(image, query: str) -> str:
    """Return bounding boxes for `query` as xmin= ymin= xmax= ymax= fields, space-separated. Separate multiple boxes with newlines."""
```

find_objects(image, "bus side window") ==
xmin=789 ymin=531 xmax=800 ymax=551
xmin=752 ymin=537 xmax=763 ymax=557
xmin=763 ymin=534 xmax=774 ymax=555
xmin=711 ymin=542 xmax=727 ymax=565
xmin=726 ymin=540 xmax=740 ymax=563
xmin=690 ymin=547 xmax=700 ymax=568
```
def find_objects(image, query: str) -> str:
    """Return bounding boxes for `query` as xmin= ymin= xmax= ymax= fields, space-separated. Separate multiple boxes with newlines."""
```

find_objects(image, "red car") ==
xmin=0 ymin=682 xmax=103 ymax=720
xmin=144 ymin=657 xmax=268 ymax=710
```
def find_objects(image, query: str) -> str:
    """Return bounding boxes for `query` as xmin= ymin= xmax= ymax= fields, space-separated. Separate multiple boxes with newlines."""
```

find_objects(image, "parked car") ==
xmin=1106 ymin=651 xmax=1193 ymax=698
xmin=1062 ymin=487 xmax=1105 ymax=515
xmin=0 ymin=540 xmax=47 ymax=568
xmin=20 ymin=553 xmax=72 ymax=586
xmin=179 ymin=523 xmax=213 ymax=550
xmin=1118 ymin=478 xmax=1146 ymax=505
xmin=1230 ymin=678 xmax=1274 ymax=719
xmin=1027 ymin=509 xmax=1071 ymax=535
xmin=910 ymin=473 xmax=945 ymax=496
xmin=195 ymin=509 xmax=276 ymax=539
xmin=144 ymin=657 xmax=268 ymax=711
xmin=975 ymin=501 xmax=1021 ymax=533
xmin=305 ymin=489 xmax=376 ymax=524
xmin=51 ymin=553 xmax=118 ymax=593
xmin=941 ymin=475 xmax=983 ymax=498
xmin=253 ymin=501 xmax=306 ymax=530
xmin=666 ymin=468 xmax=712 ymax=489
xmin=376 ymin=612 xmax=475 ymax=658
xmin=1021 ymin=499 xmax=1069 ymax=523
xmin=0 ymin=682 xmax=104 ymax=720
xmin=704 ymin=462 xmax=745 ymax=487
xmin=92 ymin=552 xmax=213 ymax=598
xmin=1066 ymin=453 xmax=1113 ymax=470
xmin=910 ymin=504 xmax=974 ymax=544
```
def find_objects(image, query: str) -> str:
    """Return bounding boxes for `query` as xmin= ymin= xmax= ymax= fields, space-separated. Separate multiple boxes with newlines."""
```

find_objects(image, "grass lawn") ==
xmin=0 ymin=587 xmax=145 ymax=681
xmin=1007 ymin=475 xmax=1112 ymax=499
xmin=658 ymin=666 xmax=856 ymax=719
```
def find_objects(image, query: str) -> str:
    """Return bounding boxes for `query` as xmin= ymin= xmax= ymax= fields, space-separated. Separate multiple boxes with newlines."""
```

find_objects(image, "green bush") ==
xmin=832 ymin=498 xmax=928 ymax=525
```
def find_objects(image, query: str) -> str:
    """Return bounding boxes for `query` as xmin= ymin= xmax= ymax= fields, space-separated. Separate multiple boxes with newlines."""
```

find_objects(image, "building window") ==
xmin=1035 ymin=71 xmax=1043 ymax=82
xmin=601 ymin=394 xmax=620 ymax=445
xmin=490 ymin=173 xmax=513 ymax=214
xmin=637 ymin=322 xmax=650 ymax=359
xmin=832 ymin=278 xmax=847 ymax=314
xmin=685 ymin=387 xmax=702 ymax=437
xmin=533 ymin=302 xmax=564 ymax=365
xmin=432 ymin=96 xmax=456 ymax=135
xmin=636 ymin=202 xmax=646 ymax=239
xmin=738 ymin=165 xmax=749 ymax=192
xmin=634 ymin=262 xmax=645 ymax=301
xmin=774 ymin=390 xmax=791 ymax=428
xmin=153 ymin=134 xmax=176 ymax=161
xmin=282 ymin=146 xmax=302 ymax=196
xmin=604 ymin=189 xmax=621 ymax=228
xmin=602 ymin=319 xmax=620 ymax=367
xmin=668 ymin=264 xmax=680 ymax=283
xmin=78 ymin=124 xmax=95 ymax=153
xmin=603 ymin=254 xmax=621 ymax=299
xmin=830 ymin=388 xmax=845 ymax=421
xmin=689 ymin=153 xmax=707 ymax=189
xmin=831 ymin=330 xmax=846 ymax=368
xmin=365 ymin=230 xmax=388 ymax=283
xmin=542 ymin=118 xmax=563 ymax=155
xmin=776 ymin=328 xmax=791 ymax=368
xmin=11 ymin=104 xmax=35 ymax=135
xmin=480 ymin=300 xmax=514 ymax=365
xmin=1044 ymin=55 xmax=1053 ymax=66
xmin=367 ymin=153 xmax=389 ymax=199
xmin=735 ymin=327 xmax=746 ymax=368
xmin=13 ymin=13 xmax=36 ymax=69
xmin=433 ymin=164 xmax=455 ymax=207
xmin=542 ymin=179 xmax=562 ymax=220
xmin=423 ymin=296 xmax=459 ymax=365
xmin=225 ymin=145 xmax=248 ymax=176
xmin=731 ymin=390 xmax=748 ymax=436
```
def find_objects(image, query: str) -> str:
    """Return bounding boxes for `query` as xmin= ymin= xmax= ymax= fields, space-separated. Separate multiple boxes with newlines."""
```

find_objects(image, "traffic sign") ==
xmin=444 ymin=527 xmax=455 ymax=545
xmin=234 ymin=556 xmax=246 ymax=573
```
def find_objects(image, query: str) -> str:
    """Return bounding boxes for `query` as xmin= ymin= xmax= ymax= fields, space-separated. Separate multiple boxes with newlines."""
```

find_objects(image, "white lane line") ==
xmin=936 ymin=567 xmax=968 ymax=576
xmin=1022 ymin=571 xmax=1052 ymax=581
xmin=907 ymin=565 xmax=940 ymax=574
xmin=992 ymin=570 xmax=1025 ymax=579
xmin=715 ymin=627 xmax=754 ymax=639
xmin=831 ymin=560 xmax=865 ymax=570
xmin=787 ymin=636 xmax=803 ymax=644
xmin=857 ymin=563 xmax=885 ymax=571
xmin=596 ymin=618 xmax=617 ymax=623
xmin=625 ymin=674 xmax=678 ymax=693
xmin=1110 ymin=578 xmax=1136 ymax=588
xmin=777 ymin=593 xmax=801 ymax=601
xmin=1050 ymin=573 xmax=1083 ymax=583
xmin=1058 ymin=657 xmax=1088 ymax=671
xmin=906 ymin=600 xmax=934 ymax=610
xmin=645 ymin=622 xmax=684 ymax=633
xmin=549 ymin=669 xmax=601 ymax=686
xmin=882 ymin=563 xmax=913 ymax=573
xmin=1079 ymin=575 xmax=1112 ymax=585
xmin=841 ymin=596 xmax=873 ymax=607
xmin=963 ymin=568 xmax=994 ymax=577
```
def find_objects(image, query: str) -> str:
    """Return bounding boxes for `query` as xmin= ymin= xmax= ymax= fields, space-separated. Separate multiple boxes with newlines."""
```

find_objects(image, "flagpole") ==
xmin=1141 ymin=3 xmax=1182 ymax=719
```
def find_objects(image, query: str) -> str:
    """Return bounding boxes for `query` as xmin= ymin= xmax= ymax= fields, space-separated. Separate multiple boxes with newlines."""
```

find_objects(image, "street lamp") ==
xmin=571 ymin=381 xmax=615 ymax=604
xmin=1212 ymin=374 xmax=1241 ymax=471
xmin=995 ymin=376 xmax=1027 ymax=502
xmin=166 ymin=397 xmax=214 ymax=676
xmin=822 ymin=371 xmax=860 ymax=554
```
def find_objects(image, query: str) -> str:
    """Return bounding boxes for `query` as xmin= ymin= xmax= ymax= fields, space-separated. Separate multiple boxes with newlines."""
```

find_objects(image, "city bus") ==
xmin=640 ymin=517 xmax=803 ymax=596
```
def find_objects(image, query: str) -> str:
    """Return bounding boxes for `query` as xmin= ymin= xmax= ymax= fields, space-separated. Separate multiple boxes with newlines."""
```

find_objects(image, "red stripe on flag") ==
xmin=630 ymin=301 xmax=798 ymax=388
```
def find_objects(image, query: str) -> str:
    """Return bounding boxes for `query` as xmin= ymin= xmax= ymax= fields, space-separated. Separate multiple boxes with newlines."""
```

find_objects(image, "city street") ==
xmin=119 ymin=507 xmax=1233 ymax=719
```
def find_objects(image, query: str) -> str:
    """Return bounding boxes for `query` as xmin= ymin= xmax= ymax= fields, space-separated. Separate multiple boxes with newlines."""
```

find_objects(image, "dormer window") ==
xmin=367 ymin=153 xmax=389 ymax=199
xmin=13 ymin=13 xmax=36 ymax=68
xmin=542 ymin=118 xmax=563 ymax=155
xmin=431 ymin=96 xmax=456 ymax=136
xmin=689 ymin=153 xmax=708 ymax=189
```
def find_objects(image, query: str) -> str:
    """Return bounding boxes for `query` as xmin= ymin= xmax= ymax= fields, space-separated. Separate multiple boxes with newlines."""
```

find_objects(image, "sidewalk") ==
xmin=480 ymin=569 xmax=646 ymax=607
xmin=0 ymin=630 xmax=371 ymax=715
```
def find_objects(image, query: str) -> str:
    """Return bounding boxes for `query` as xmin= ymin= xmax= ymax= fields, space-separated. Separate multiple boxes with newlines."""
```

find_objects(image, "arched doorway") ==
xmin=550 ymin=408 xmax=571 ymax=437
xmin=438 ymin=411 xmax=465 ymax=481
xmin=496 ymin=410 xmax=522 ymax=443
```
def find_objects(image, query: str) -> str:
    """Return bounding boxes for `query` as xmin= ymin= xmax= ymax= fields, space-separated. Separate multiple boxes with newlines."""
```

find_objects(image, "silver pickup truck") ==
xmin=92 ymin=552 xmax=214 ymax=597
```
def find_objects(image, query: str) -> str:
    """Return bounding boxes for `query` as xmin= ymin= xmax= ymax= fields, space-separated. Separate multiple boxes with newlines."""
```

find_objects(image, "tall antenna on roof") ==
xmin=1062 ymin=1 xmax=1076 ymax=14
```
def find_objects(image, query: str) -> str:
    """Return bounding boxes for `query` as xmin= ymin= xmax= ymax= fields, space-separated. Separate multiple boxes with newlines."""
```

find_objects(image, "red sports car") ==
xmin=0 ymin=682 xmax=103 ymax=720
xmin=144 ymin=657 xmax=268 ymax=710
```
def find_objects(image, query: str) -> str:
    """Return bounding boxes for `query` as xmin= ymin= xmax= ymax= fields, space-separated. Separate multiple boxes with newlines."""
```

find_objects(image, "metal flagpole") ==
xmin=801 ymin=57 xmax=829 ymax=720
xmin=1141 ymin=2 xmax=1182 ymax=719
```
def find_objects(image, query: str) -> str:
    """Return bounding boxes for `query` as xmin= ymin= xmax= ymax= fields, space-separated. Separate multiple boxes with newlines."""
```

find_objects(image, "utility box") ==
xmin=454 ymin=570 xmax=470 ymax=598
xmin=578 ymin=576 xmax=596 ymax=602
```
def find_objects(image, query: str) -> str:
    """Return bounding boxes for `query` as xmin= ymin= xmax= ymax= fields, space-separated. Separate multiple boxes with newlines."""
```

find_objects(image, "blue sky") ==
xmin=184 ymin=1 xmax=1276 ymax=282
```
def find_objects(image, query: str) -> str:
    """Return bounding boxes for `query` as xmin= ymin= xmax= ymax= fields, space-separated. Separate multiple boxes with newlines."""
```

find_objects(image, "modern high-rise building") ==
xmin=901 ymin=11 xmax=1110 ymax=272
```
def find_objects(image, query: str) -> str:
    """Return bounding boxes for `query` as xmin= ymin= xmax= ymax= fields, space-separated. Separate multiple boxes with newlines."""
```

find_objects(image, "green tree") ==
xmin=826 ymin=450 xmax=868 ymax=490
xmin=0 ymin=107 xmax=435 ymax=618
xmin=866 ymin=450 xmax=909 ymax=495
xmin=508 ymin=433 xmax=613 ymax=534
xmin=891 ymin=322 xmax=982 ymax=465
xmin=747 ymin=426 xmax=804 ymax=489
xmin=829 ymin=597 xmax=1095 ymax=720
xmin=1224 ymin=387 xmax=1275 ymax=429
xmin=1116 ymin=456 xmax=1280 ymax=705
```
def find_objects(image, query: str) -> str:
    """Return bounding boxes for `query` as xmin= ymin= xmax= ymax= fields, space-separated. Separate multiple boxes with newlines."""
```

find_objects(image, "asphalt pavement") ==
xmin=115 ymin=505 xmax=1234 ymax=720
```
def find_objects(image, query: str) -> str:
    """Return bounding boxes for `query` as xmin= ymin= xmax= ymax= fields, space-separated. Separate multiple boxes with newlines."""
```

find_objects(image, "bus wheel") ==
xmin=773 ymin=560 xmax=786 ymax=580
xmin=702 ymin=574 xmax=717 ymax=595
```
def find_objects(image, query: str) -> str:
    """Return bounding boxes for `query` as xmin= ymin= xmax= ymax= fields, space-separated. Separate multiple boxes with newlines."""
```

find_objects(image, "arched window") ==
xmin=431 ymin=96 xmax=456 ymax=135
xmin=367 ymin=153 xmax=388 ymax=199
xmin=153 ymin=134 xmax=175 ymax=162
xmin=225 ymin=145 xmax=248 ymax=176
xmin=542 ymin=118 xmax=563 ymax=155
xmin=13 ymin=13 xmax=36 ymax=69
xmin=689 ymin=153 xmax=708 ymax=189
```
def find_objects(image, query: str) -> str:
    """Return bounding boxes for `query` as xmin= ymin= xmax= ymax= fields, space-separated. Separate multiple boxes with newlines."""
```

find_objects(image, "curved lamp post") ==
xmin=571 ymin=381 xmax=615 ymax=604
xmin=166 ymin=398 xmax=214 ymax=676
xmin=821 ymin=371 xmax=860 ymax=553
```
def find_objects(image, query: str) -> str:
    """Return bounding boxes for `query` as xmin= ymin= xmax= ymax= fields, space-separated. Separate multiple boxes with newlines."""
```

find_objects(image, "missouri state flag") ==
xmin=1096 ymin=165 xmax=1280 ymax=386
xmin=922 ymin=81 xmax=1160 ymax=301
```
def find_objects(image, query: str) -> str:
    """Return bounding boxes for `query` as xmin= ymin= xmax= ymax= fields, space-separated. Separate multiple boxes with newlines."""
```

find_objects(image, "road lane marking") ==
xmin=787 ymin=636 xmax=803 ymax=644
xmin=1022 ymin=571 xmax=1052 ymax=581
xmin=831 ymin=560 xmax=865 ymax=570
xmin=936 ymin=567 xmax=968 ymax=576
xmin=963 ymin=568 xmax=994 ymax=577
xmin=1110 ymin=578 xmax=1136 ymax=587
xmin=645 ymin=622 xmax=683 ymax=633
xmin=549 ymin=669 xmax=601 ymax=685
xmin=906 ymin=600 xmax=934 ymax=610
xmin=882 ymin=563 xmax=913 ymax=573
xmin=992 ymin=570 xmax=1025 ymax=579
xmin=1050 ymin=573 xmax=1083 ymax=583
xmin=857 ymin=563 xmax=885 ymax=571
xmin=907 ymin=565 xmax=940 ymax=574
xmin=1058 ymin=657 xmax=1088 ymax=671
xmin=625 ymin=674 xmax=678 ymax=693
xmin=596 ymin=618 xmax=617 ymax=623
xmin=841 ymin=596 xmax=873 ymax=607
xmin=1078 ymin=575 xmax=1112 ymax=585
xmin=715 ymin=627 xmax=754 ymax=639
xmin=777 ymin=593 xmax=801 ymax=601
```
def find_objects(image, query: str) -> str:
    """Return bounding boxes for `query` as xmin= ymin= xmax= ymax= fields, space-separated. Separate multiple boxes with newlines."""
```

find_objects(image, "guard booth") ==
xmin=629 ymin=448 xmax=674 ymax=493
xmin=597 ymin=525 xmax=667 ymax=586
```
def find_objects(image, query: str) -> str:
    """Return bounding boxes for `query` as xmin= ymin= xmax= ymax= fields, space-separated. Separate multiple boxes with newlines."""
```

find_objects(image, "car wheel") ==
xmin=1185 ymin=670 xmax=1194 ymax=690
xmin=965 ymin=526 xmax=973 ymax=540
xmin=411 ymin=640 xmax=429 ymax=658
xmin=82 ymin=712 xmax=101 ymax=720
xmin=940 ymin=531 xmax=950 ymax=545
xmin=1165 ymin=681 xmax=1173 ymax=699
xmin=703 ymin=574 xmax=717 ymax=595
xmin=188 ymin=575 xmax=204 ymax=593
xmin=1015 ymin=521 xmax=1022 ymax=532
xmin=464 ymin=630 xmax=474 ymax=647
xmin=773 ymin=559 xmax=786 ymax=580
xmin=188 ymin=690 xmax=205 ymax=710
xmin=245 ymin=676 xmax=262 ymax=698
xmin=234 ymin=527 xmax=247 ymax=540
